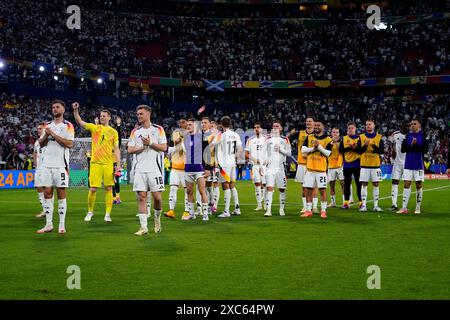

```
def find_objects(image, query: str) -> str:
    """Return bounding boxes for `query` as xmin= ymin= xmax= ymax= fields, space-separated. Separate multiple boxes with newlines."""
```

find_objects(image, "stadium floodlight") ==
xmin=97 ymin=78 xmax=103 ymax=84
xmin=53 ymin=75 xmax=58 ymax=81
xmin=0 ymin=61 xmax=4 ymax=69
xmin=374 ymin=22 xmax=388 ymax=30
xmin=58 ymin=67 xmax=63 ymax=73
xmin=39 ymin=66 xmax=45 ymax=72
xmin=81 ymin=77 xmax=84 ymax=82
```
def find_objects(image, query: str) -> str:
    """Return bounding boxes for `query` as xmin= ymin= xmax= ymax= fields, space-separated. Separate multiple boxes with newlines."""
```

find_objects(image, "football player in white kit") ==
xmin=211 ymin=116 xmax=243 ymax=218
xmin=128 ymin=105 xmax=167 ymax=236
xmin=245 ymin=121 xmax=267 ymax=211
xmin=203 ymin=118 xmax=221 ymax=214
xmin=36 ymin=100 xmax=75 ymax=234
xmin=206 ymin=120 xmax=221 ymax=213
xmin=390 ymin=121 xmax=410 ymax=211
xmin=34 ymin=122 xmax=50 ymax=218
xmin=262 ymin=120 xmax=291 ymax=217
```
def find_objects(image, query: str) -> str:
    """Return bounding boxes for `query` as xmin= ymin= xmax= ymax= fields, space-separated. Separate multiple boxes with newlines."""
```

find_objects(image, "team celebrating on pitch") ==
xmin=33 ymin=100 xmax=428 ymax=236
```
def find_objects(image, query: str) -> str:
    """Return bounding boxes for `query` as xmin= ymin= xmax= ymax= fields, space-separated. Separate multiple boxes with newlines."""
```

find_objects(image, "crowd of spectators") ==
xmin=1 ymin=91 xmax=448 ymax=171
xmin=0 ymin=0 xmax=448 ymax=82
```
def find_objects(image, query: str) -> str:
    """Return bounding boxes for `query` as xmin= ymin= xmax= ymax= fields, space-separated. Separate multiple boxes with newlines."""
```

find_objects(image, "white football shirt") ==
xmin=392 ymin=131 xmax=406 ymax=166
xmin=128 ymin=124 xmax=167 ymax=174
xmin=245 ymin=135 xmax=266 ymax=165
xmin=213 ymin=129 xmax=243 ymax=167
xmin=41 ymin=120 xmax=75 ymax=168
xmin=263 ymin=135 xmax=291 ymax=171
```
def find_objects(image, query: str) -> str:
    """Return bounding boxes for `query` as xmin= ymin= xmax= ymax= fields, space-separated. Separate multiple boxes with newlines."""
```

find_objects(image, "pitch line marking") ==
xmin=0 ymin=185 xmax=448 ymax=207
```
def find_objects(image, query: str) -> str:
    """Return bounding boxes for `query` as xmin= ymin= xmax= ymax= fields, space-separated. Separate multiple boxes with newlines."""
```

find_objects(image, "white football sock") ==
xmin=146 ymin=197 xmax=151 ymax=215
xmin=206 ymin=187 xmax=213 ymax=205
xmin=342 ymin=195 xmax=345 ymax=205
xmin=188 ymin=202 xmax=195 ymax=217
xmin=38 ymin=192 xmax=44 ymax=208
xmin=321 ymin=201 xmax=327 ymax=211
xmin=279 ymin=191 xmax=286 ymax=210
xmin=223 ymin=189 xmax=231 ymax=213
xmin=266 ymin=191 xmax=274 ymax=211
xmin=138 ymin=213 xmax=147 ymax=229
xmin=416 ymin=188 xmax=423 ymax=210
xmin=43 ymin=197 xmax=53 ymax=228
xmin=312 ymin=197 xmax=318 ymax=209
xmin=373 ymin=186 xmax=380 ymax=207
xmin=213 ymin=186 xmax=220 ymax=207
xmin=302 ymin=197 xmax=307 ymax=208
xmin=184 ymin=188 xmax=189 ymax=212
xmin=330 ymin=194 xmax=336 ymax=205
xmin=58 ymin=198 xmax=67 ymax=229
xmin=361 ymin=185 xmax=368 ymax=206
xmin=169 ymin=186 xmax=178 ymax=210
xmin=231 ymin=188 xmax=240 ymax=209
xmin=154 ymin=209 xmax=161 ymax=219
xmin=402 ymin=188 xmax=411 ymax=209
xmin=349 ymin=184 xmax=354 ymax=202
xmin=196 ymin=188 xmax=202 ymax=208
xmin=255 ymin=186 xmax=262 ymax=206
xmin=306 ymin=202 xmax=312 ymax=211
xmin=391 ymin=184 xmax=399 ymax=206
xmin=202 ymin=203 xmax=209 ymax=216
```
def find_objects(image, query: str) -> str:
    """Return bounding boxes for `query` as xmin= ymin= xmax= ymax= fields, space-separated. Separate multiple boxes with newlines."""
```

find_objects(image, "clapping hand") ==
xmin=313 ymin=140 xmax=320 ymax=148
xmin=45 ymin=127 xmax=54 ymax=137
xmin=141 ymin=136 xmax=152 ymax=146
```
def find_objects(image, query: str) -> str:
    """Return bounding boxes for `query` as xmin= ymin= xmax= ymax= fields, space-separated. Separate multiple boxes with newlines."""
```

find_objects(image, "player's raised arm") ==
xmin=72 ymin=102 xmax=88 ymax=129
xmin=286 ymin=128 xmax=297 ymax=140
xmin=209 ymin=132 xmax=221 ymax=147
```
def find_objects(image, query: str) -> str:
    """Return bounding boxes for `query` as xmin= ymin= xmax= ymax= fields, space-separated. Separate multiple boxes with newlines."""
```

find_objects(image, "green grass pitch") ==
xmin=0 ymin=179 xmax=449 ymax=300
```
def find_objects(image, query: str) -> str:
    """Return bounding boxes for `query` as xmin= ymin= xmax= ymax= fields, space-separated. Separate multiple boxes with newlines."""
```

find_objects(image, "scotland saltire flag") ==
xmin=204 ymin=79 xmax=225 ymax=92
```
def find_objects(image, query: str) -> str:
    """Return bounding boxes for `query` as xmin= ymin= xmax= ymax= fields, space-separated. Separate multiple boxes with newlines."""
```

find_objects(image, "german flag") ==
xmin=3 ymin=101 xmax=18 ymax=109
